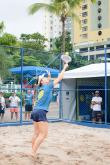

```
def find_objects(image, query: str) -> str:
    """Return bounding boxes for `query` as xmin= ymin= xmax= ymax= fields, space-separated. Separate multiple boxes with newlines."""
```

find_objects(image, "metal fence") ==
xmin=0 ymin=45 xmax=110 ymax=127
xmin=0 ymin=45 xmax=60 ymax=126
xmin=61 ymin=47 xmax=110 ymax=126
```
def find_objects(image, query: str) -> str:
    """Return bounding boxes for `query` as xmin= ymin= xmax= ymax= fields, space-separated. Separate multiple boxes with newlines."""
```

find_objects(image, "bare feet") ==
xmin=30 ymin=149 xmax=36 ymax=158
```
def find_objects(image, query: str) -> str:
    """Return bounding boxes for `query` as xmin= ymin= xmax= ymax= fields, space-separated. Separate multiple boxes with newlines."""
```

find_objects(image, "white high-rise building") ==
xmin=39 ymin=0 xmax=62 ymax=49
xmin=41 ymin=0 xmax=72 ymax=49
xmin=49 ymin=14 xmax=62 ymax=49
xmin=42 ymin=10 xmax=62 ymax=49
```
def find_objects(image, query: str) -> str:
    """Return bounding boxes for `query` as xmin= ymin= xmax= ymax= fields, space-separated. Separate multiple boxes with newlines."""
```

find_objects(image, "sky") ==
xmin=0 ymin=0 xmax=48 ymax=38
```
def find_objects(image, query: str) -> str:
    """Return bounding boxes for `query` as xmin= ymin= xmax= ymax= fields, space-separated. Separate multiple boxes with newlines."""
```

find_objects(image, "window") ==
xmin=96 ymin=54 xmax=104 ymax=59
xmin=107 ymin=44 xmax=110 ymax=48
xmin=50 ymin=20 xmax=53 ymax=24
xmin=90 ymin=55 xmax=95 ymax=60
xmin=82 ymin=56 xmax=88 ymax=60
xmin=50 ymin=38 xmax=52 ymax=42
xmin=98 ymin=1 xmax=101 ymax=5
xmin=90 ymin=47 xmax=94 ymax=51
xmin=50 ymin=44 xmax=53 ymax=48
xmin=82 ymin=26 xmax=88 ymax=32
xmin=82 ymin=12 xmax=88 ymax=17
xmin=98 ymin=31 xmax=102 ymax=36
xmin=82 ymin=19 xmax=88 ymax=24
xmin=50 ymin=26 xmax=53 ymax=30
xmin=107 ymin=53 xmax=110 ymax=58
xmin=81 ymin=34 xmax=88 ymax=38
xmin=96 ymin=45 xmax=104 ymax=50
xmin=82 ymin=5 xmax=88 ymax=10
xmin=80 ymin=48 xmax=88 ymax=52
xmin=82 ymin=0 xmax=87 ymax=3
xmin=98 ymin=8 xmax=102 ymax=13
xmin=59 ymin=31 xmax=61 ymax=35
xmin=98 ymin=15 xmax=102 ymax=20
xmin=98 ymin=23 xmax=102 ymax=28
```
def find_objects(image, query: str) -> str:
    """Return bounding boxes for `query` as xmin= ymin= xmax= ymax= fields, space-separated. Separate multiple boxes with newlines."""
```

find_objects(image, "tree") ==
xmin=0 ymin=47 xmax=13 ymax=80
xmin=54 ymin=31 xmax=72 ymax=52
xmin=0 ymin=33 xmax=17 ymax=46
xmin=28 ymin=0 xmax=96 ymax=54
xmin=0 ymin=21 xmax=5 ymax=35
xmin=20 ymin=32 xmax=47 ymax=50
xmin=19 ymin=33 xmax=52 ymax=67
xmin=11 ymin=53 xmax=41 ymax=67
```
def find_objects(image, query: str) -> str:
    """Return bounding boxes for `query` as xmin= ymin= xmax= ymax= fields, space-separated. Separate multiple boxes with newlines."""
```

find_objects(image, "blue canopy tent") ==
xmin=9 ymin=66 xmax=59 ymax=78
xmin=9 ymin=66 xmax=59 ymax=85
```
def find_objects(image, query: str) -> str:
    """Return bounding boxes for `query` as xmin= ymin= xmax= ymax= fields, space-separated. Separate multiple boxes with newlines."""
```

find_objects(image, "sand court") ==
xmin=0 ymin=122 xmax=110 ymax=165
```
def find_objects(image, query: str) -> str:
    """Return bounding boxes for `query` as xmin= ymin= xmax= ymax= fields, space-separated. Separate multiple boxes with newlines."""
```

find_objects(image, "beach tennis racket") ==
xmin=61 ymin=54 xmax=72 ymax=64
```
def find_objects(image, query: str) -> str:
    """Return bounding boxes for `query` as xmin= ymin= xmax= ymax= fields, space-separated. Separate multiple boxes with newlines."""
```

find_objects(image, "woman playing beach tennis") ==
xmin=30 ymin=63 xmax=68 ymax=157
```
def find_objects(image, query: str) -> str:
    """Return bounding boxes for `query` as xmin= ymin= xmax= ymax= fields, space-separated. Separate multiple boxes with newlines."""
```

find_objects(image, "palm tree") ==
xmin=0 ymin=21 xmax=5 ymax=35
xmin=0 ymin=47 xmax=13 ymax=80
xmin=28 ymin=0 xmax=96 ymax=54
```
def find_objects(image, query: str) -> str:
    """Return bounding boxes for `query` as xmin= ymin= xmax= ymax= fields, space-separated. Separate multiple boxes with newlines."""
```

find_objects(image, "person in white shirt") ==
xmin=0 ymin=92 xmax=6 ymax=121
xmin=9 ymin=92 xmax=20 ymax=120
xmin=91 ymin=91 xmax=102 ymax=122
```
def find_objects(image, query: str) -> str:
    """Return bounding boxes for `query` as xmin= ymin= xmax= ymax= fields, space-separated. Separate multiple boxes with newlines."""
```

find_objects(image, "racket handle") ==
xmin=63 ymin=63 xmax=68 ymax=70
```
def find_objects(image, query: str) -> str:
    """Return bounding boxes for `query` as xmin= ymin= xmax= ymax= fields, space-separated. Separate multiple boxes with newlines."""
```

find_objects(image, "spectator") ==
xmin=24 ymin=90 xmax=34 ymax=120
xmin=90 ymin=92 xmax=95 ymax=110
xmin=91 ymin=90 xmax=102 ymax=122
xmin=9 ymin=92 xmax=20 ymax=120
xmin=0 ymin=92 xmax=5 ymax=121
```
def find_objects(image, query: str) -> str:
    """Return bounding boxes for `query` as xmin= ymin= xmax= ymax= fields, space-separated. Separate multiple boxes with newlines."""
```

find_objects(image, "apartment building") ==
xmin=73 ymin=0 xmax=110 ymax=60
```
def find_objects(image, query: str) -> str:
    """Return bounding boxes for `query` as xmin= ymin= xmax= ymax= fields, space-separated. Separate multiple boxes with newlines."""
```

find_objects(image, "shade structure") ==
xmin=9 ymin=66 xmax=59 ymax=78
xmin=64 ymin=63 xmax=110 ymax=79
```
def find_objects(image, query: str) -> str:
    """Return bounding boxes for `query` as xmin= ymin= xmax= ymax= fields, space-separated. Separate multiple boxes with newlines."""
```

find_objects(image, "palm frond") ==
xmin=28 ymin=3 xmax=50 ymax=15
xmin=0 ymin=21 xmax=5 ymax=34
xmin=70 ymin=12 xmax=80 ymax=24
xmin=91 ymin=0 xmax=96 ymax=3
xmin=46 ymin=3 xmax=62 ymax=16
xmin=69 ymin=0 xmax=82 ymax=6
xmin=28 ymin=2 xmax=62 ymax=16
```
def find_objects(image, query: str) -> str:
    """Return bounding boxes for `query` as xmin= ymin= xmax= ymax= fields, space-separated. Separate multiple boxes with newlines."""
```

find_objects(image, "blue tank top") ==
xmin=34 ymin=81 xmax=54 ymax=111
xmin=25 ymin=94 xmax=33 ymax=105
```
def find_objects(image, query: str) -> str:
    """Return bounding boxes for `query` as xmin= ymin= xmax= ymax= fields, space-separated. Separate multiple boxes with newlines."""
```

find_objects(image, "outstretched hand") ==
xmin=45 ymin=70 xmax=51 ymax=76
xmin=63 ymin=63 xmax=69 ymax=70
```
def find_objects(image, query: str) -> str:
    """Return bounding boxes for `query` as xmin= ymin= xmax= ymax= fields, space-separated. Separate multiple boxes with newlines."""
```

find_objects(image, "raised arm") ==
xmin=54 ymin=63 xmax=68 ymax=86
xmin=47 ymin=70 xmax=51 ymax=81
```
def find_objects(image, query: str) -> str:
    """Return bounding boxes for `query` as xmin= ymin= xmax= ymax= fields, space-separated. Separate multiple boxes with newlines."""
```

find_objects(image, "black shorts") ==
xmin=25 ymin=105 xmax=32 ymax=112
xmin=0 ymin=109 xmax=5 ymax=114
xmin=31 ymin=109 xmax=48 ymax=122
xmin=92 ymin=111 xmax=102 ymax=118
